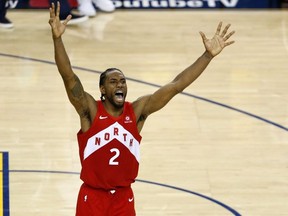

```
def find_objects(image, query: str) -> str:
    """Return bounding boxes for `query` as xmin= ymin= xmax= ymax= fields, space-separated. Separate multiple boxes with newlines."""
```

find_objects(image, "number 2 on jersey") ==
xmin=109 ymin=148 xmax=120 ymax=165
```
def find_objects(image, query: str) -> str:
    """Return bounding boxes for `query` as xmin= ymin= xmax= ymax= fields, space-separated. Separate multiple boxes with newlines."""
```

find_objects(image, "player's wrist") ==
xmin=203 ymin=51 xmax=214 ymax=60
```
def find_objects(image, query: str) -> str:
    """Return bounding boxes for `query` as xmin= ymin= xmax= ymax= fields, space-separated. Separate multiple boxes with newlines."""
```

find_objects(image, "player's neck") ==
xmin=102 ymin=101 xmax=124 ymax=117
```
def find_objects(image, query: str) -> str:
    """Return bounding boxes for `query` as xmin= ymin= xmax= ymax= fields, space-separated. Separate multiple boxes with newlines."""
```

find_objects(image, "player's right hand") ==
xmin=48 ymin=1 xmax=71 ymax=39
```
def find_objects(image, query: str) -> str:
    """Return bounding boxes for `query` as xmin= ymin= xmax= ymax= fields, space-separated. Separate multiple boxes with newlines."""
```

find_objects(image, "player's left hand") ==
xmin=200 ymin=22 xmax=235 ymax=58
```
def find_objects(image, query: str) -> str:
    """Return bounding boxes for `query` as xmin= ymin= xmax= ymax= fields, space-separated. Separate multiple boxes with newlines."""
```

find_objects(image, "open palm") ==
xmin=200 ymin=22 xmax=235 ymax=57
xmin=48 ymin=2 xmax=71 ymax=39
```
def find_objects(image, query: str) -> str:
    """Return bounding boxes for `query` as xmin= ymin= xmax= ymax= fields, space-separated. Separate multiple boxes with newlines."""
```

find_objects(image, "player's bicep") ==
xmin=63 ymin=74 xmax=90 ymax=116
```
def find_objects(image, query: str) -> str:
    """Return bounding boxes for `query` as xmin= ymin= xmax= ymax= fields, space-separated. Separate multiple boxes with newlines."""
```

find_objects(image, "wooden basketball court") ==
xmin=0 ymin=8 xmax=288 ymax=216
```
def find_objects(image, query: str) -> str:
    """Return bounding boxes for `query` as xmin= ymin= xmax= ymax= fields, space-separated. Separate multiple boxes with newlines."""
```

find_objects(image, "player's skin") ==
xmin=49 ymin=2 xmax=235 ymax=134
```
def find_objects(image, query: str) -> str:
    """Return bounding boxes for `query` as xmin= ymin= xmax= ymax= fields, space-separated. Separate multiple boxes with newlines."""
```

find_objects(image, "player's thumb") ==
xmin=199 ymin=31 xmax=207 ymax=42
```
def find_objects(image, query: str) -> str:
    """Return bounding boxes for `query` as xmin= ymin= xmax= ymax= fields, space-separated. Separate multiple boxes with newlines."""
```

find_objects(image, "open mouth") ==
xmin=115 ymin=90 xmax=124 ymax=102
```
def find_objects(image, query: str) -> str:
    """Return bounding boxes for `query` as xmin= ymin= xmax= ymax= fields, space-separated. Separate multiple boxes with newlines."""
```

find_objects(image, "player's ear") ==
xmin=100 ymin=85 xmax=106 ymax=95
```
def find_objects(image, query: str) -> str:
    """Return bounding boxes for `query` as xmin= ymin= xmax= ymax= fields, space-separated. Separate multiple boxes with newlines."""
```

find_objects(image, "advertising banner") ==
xmin=7 ymin=0 xmax=282 ymax=9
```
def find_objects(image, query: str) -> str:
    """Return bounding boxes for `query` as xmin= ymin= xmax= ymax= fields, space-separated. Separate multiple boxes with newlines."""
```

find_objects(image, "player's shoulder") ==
xmin=132 ymin=94 xmax=151 ymax=109
xmin=131 ymin=94 xmax=152 ymax=120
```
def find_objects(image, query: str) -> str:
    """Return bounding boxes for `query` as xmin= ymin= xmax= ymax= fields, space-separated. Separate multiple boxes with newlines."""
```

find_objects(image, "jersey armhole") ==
xmin=77 ymin=100 xmax=100 ymax=138
xmin=127 ymin=102 xmax=142 ymax=141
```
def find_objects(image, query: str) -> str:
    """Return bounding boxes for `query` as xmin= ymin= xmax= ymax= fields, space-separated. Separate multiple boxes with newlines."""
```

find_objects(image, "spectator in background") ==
xmin=1 ymin=0 xmax=88 ymax=28
xmin=50 ymin=0 xmax=89 ymax=24
xmin=0 ymin=0 xmax=13 ymax=28
xmin=77 ymin=0 xmax=115 ymax=17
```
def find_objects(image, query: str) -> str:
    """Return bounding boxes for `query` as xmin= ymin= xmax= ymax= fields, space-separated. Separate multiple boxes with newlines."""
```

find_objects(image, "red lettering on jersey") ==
xmin=129 ymin=139 xmax=133 ymax=147
xmin=104 ymin=133 xmax=110 ymax=140
xmin=114 ymin=127 xmax=119 ymax=136
xmin=123 ymin=133 xmax=127 ymax=141
xmin=95 ymin=137 xmax=101 ymax=145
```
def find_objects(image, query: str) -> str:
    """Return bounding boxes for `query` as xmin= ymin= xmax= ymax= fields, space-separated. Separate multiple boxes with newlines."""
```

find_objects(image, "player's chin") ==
xmin=113 ymin=98 xmax=125 ymax=108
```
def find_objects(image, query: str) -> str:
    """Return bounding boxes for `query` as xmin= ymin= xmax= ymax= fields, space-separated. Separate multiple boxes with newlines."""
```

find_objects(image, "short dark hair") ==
xmin=99 ymin=68 xmax=123 ymax=87
xmin=99 ymin=68 xmax=123 ymax=101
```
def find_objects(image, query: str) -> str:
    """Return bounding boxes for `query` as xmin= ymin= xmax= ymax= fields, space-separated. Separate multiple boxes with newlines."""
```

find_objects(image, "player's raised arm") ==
xmin=49 ymin=2 xmax=96 ymax=132
xmin=49 ymin=2 xmax=74 ymax=82
xmin=135 ymin=22 xmax=235 ymax=120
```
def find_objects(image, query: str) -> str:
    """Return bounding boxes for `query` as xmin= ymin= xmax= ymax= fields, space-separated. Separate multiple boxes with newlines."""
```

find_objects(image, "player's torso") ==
xmin=77 ymin=101 xmax=142 ymax=189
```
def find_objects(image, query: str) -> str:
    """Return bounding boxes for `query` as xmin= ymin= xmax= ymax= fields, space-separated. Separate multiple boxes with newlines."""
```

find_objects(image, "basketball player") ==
xmin=49 ymin=2 xmax=235 ymax=215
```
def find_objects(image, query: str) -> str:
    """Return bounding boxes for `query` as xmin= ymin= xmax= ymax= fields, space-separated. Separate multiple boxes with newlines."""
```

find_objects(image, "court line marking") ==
xmin=9 ymin=169 xmax=241 ymax=216
xmin=0 ymin=52 xmax=287 ymax=132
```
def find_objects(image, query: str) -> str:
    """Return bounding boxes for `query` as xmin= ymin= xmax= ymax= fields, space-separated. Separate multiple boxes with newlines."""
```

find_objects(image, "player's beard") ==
xmin=107 ymin=94 xmax=125 ymax=109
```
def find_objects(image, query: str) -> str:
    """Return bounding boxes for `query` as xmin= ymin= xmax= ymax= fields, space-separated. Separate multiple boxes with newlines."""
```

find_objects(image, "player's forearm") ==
xmin=173 ymin=51 xmax=213 ymax=92
xmin=53 ymin=37 xmax=74 ymax=79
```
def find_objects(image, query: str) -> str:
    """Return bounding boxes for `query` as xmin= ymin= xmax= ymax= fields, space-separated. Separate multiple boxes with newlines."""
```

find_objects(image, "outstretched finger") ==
xmin=199 ymin=31 xmax=208 ymax=42
xmin=62 ymin=14 xmax=72 ymax=25
xmin=56 ymin=1 xmax=60 ymax=18
xmin=49 ymin=2 xmax=55 ymax=19
xmin=223 ymin=30 xmax=235 ymax=41
xmin=220 ymin=23 xmax=231 ymax=37
xmin=224 ymin=40 xmax=235 ymax=47
xmin=215 ymin=21 xmax=222 ymax=35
